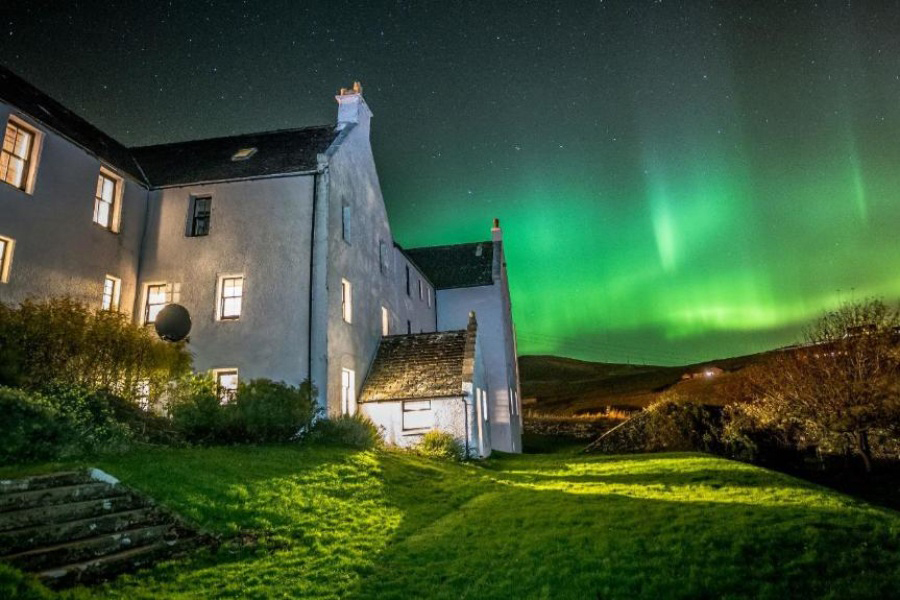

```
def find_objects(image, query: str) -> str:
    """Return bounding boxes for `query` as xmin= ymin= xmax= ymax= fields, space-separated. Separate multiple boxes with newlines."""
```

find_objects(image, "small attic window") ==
xmin=231 ymin=147 xmax=257 ymax=161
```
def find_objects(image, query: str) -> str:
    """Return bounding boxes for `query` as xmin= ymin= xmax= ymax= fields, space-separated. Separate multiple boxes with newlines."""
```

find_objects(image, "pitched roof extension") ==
xmin=0 ymin=64 xmax=342 ymax=188
xmin=360 ymin=331 xmax=468 ymax=402
xmin=0 ymin=65 xmax=146 ymax=182
xmin=131 ymin=126 xmax=340 ymax=187
xmin=404 ymin=242 xmax=494 ymax=290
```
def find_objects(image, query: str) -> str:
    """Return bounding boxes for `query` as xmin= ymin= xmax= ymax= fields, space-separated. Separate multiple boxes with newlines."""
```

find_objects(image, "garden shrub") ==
xmin=167 ymin=374 xmax=226 ymax=444
xmin=0 ymin=298 xmax=191 ymax=405
xmin=0 ymin=383 xmax=155 ymax=464
xmin=586 ymin=395 xmax=722 ymax=454
xmin=414 ymin=431 xmax=465 ymax=461
xmin=168 ymin=376 xmax=317 ymax=444
xmin=0 ymin=564 xmax=53 ymax=600
xmin=0 ymin=387 xmax=67 ymax=464
xmin=307 ymin=414 xmax=382 ymax=449
xmin=235 ymin=379 xmax=317 ymax=443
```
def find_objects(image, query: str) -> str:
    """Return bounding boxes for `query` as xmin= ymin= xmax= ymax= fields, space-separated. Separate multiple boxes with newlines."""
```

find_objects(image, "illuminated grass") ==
xmin=3 ymin=447 xmax=900 ymax=599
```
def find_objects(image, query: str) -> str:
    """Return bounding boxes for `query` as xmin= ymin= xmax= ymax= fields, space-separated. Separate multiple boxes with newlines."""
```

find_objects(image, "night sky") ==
xmin=3 ymin=1 xmax=900 ymax=365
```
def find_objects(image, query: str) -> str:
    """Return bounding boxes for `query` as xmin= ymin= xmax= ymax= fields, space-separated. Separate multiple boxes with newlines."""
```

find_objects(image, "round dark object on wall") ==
xmin=154 ymin=304 xmax=192 ymax=342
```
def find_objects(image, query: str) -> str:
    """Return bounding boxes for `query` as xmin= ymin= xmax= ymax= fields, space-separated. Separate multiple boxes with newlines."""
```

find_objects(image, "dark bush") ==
xmin=0 ymin=387 xmax=67 ymax=464
xmin=167 ymin=374 xmax=227 ymax=444
xmin=168 ymin=376 xmax=317 ymax=444
xmin=414 ymin=431 xmax=465 ymax=461
xmin=307 ymin=414 xmax=382 ymax=449
xmin=0 ymin=383 xmax=155 ymax=464
xmin=586 ymin=395 xmax=722 ymax=454
xmin=0 ymin=298 xmax=191 ymax=405
xmin=235 ymin=379 xmax=317 ymax=443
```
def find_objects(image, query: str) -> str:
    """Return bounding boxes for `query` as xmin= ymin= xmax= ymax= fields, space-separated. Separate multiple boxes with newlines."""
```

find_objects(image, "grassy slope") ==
xmin=3 ymin=446 xmax=900 ymax=599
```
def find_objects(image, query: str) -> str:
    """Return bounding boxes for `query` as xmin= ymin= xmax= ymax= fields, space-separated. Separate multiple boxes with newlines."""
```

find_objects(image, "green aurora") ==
xmin=5 ymin=1 xmax=899 ymax=365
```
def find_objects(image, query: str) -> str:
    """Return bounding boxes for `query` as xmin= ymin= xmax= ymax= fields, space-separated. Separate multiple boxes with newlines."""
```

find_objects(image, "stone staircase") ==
xmin=0 ymin=469 xmax=203 ymax=588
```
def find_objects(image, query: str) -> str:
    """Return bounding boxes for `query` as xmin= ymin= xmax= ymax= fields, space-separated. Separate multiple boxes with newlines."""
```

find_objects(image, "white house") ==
xmin=0 ymin=67 xmax=521 ymax=456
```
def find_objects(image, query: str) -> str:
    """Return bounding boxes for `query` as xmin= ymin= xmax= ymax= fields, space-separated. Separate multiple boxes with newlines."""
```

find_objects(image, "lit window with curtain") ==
xmin=0 ymin=119 xmax=35 ymax=190
xmin=219 ymin=276 xmax=244 ymax=320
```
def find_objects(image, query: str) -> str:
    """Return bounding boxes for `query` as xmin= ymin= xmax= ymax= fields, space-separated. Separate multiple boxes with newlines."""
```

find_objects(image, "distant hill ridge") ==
xmin=518 ymin=351 xmax=775 ymax=415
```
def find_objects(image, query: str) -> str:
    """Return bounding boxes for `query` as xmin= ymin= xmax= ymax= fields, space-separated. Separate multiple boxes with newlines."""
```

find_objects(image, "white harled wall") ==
xmin=0 ymin=103 xmax=147 ymax=316
xmin=323 ymin=93 xmax=436 ymax=415
xmin=435 ymin=240 xmax=522 ymax=453
xmin=138 ymin=176 xmax=316 ymax=384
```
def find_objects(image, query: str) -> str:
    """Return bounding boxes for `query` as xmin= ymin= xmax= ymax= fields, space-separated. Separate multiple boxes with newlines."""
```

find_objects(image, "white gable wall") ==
xmin=435 ymin=248 xmax=522 ymax=453
xmin=323 ymin=98 xmax=436 ymax=415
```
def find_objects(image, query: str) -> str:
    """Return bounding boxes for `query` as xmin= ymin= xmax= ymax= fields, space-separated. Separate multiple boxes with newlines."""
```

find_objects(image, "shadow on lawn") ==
xmin=81 ymin=447 xmax=900 ymax=600
xmin=342 ymin=455 xmax=900 ymax=600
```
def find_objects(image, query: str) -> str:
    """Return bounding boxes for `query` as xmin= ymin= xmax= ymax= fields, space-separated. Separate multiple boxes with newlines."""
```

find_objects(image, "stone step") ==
xmin=0 ymin=481 xmax=120 ymax=513
xmin=0 ymin=494 xmax=148 ymax=532
xmin=3 ymin=523 xmax=183 ymax=571
xmin=0 ymin=472 xmax=92 ymax=494
xmin=37 ymin=537 xmax=200 ymax=588
xmin=0 ymin=507 xmax=169 ymax=554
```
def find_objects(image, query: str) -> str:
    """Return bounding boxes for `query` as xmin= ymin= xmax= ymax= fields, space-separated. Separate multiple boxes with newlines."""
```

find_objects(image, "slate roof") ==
xmin=0 ymin=64 xmax=342 ymax=188
xmin=360 ymin=331 xmax=468 ymax=402
xmin=404 ymin=242 xmax=495 ymax=290
xmin=131 ymin=126 xmax=340 ymax=187
xmin=0 ymin=65 xmax=145 ymax=182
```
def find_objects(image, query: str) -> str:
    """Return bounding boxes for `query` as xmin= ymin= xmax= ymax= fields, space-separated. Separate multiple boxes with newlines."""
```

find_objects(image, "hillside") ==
xmin=3 ymin=445 xmax=900 ymax=599
xmin=519 ymin=352 xmax=775 ymax=415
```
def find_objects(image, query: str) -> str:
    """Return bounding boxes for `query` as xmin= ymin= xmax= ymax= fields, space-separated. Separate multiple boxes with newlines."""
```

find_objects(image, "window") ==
xmin=214 ymin=369 xmax=239 ymax=404
xmin=418 ymin=279 xmax=424 ymax=300
xmin=381 ymin=306 xmax=389 ymax=336
xmin=231 ymin=147 xmax=257 ymax=161
xmin=427 ymin=287 xmax=432 ymax=308
xmin=379 ymin=241 xmax=389 ymax=274
xmin=403 ymin=400 xmax=433 ymax=431
xmin=135 ymin=379 xmax=150 ymax=411
xmin=405 ymin=265 xmax=411 ymax=296
xmin=144 ymin=283 xmax=168 ymax=324
xmin=189 ymin=196 xmax=211 ymax=237
xmin=480 ymin=389 xmax=488 ymax=421
xmin=342 ymin=205 xmax=351 ymax=243
xmin=101 ymin=275 xmax=121 ymax=311
xmin=0 ymin=236 xmax=14 ymax=283
xmin=93 ymin=170 xmax=121 ymax=232
xmin=341 ymin=278 xmax=352 ymax=323
xmin=407 ymin=320 xmax=412 ymax=334
xmin=0 ymin=118 xmax=37 ymax=191
xmin=341 ymin=368 xmax=356 ymax=415
xmin=218 ymin=275 xmax=243 ymax=320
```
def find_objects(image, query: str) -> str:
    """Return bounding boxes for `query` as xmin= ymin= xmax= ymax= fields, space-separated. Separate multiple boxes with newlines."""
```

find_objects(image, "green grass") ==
xmin=4 ymin=446 xmax=900 ymax=599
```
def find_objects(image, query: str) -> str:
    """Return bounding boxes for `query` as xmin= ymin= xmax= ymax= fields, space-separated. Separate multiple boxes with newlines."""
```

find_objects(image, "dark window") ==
xmin=405 ymin=265 xmax=410 ymax=296
xmin=189 ymin=196 xmax=211 ymax=237
xmin=342 ymin=205 xmax=351 ymax=242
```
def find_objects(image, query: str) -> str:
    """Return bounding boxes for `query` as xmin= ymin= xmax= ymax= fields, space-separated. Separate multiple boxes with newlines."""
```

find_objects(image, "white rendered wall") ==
xmin=323 ymin=106 xmax=436 ymax=415
xmin=137 ymin=176 xmax=316 ymax=386
xmin=0 ymin=104 xmax=147 ymax=315
xmin=435 ymin=254 xmax=522 ymax=453
xmin=359 ymin=395 xmax=479 ymax=455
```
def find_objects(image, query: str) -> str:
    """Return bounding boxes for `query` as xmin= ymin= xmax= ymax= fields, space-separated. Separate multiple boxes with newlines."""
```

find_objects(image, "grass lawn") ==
xmin=3 ymin=446 xmax=900 ymax=599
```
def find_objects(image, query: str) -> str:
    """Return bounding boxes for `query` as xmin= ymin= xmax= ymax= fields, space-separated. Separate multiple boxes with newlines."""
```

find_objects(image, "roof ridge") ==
xmin=406 ymin=240 xmax=491 ymax=252
xmin=129 ymin=123 xmax=336 ymax=151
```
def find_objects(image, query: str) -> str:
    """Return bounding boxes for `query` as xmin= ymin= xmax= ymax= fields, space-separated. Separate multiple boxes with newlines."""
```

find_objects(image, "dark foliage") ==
xmin=306 ymin=413 xmax=382 ymax=449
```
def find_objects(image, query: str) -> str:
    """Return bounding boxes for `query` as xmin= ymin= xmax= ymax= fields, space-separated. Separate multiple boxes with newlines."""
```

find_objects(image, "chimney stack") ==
xmin=335 ymin=81 xmax=372 ymax=132
xmin=491 ymin=217 xmax=502 ymax=242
